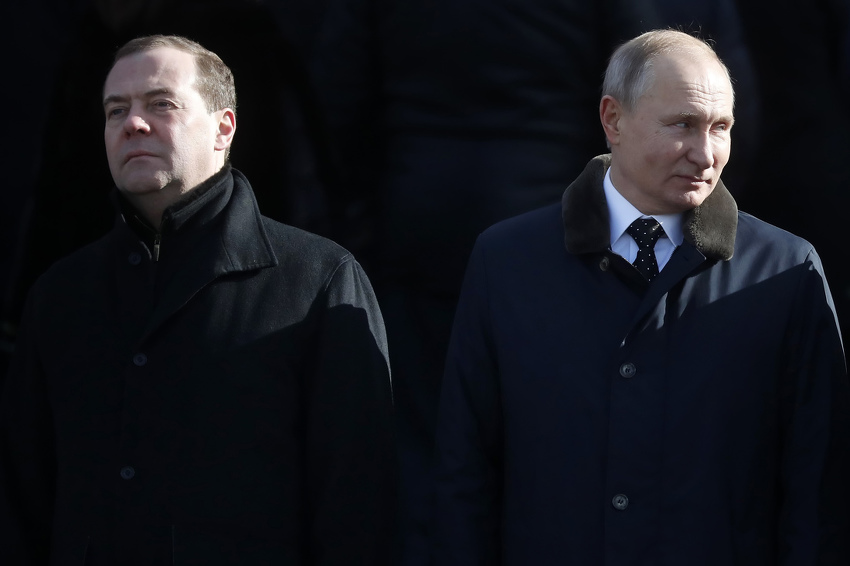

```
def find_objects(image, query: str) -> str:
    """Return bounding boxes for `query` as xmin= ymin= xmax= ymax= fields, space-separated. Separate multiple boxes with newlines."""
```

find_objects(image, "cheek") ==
xmin=637 ymin=131 xmax=671 ymax=159
xmin=104 ymin=135 xmax=119 ymax=165
xmin=714 ymin=142 xmax=731 ymax=167
xmin=639 ymin=142 xmax=671 ymax=173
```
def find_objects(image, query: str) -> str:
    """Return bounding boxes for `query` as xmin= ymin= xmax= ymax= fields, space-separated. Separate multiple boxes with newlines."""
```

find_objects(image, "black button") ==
xmin=133 ymin=353 xmax=148 ymax=367
xmin=120 ymin=466 xmax=136 ymax=480
xmin=128 ymin=252 xmax=142 ymax=266
xmin=619 ymin=363 xmax=636 ymax=378
xmin=612 ymin=494 xmax=629 ymax=510
xmin=599 ymin=256 xmax=610 ymax=271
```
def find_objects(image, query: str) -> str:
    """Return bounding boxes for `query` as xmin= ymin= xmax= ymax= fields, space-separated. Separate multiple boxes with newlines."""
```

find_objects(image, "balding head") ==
xmin=602 ymin=29 xmax=734 ymax=113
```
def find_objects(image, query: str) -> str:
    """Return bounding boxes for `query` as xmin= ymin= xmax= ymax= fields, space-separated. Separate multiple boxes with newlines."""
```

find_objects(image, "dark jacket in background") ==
xmin=311 ymin=4 xmax=664 ymax=563
xmin=313 ymin=0 xmax=665 ymax=284
xmin=734 ymin=0 xmax=850 ymax=351
xmin=0 ymin=168 xmax=396 ymax=565
xmin=435 ymin=156 xmax=850 ymax=565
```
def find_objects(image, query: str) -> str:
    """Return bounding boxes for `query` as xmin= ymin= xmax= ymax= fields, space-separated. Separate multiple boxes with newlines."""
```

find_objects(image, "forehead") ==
xmin=641 ymin=50 xmax=733 ymax=115
xmin=104 ymin=47 xmax=198 ymax=97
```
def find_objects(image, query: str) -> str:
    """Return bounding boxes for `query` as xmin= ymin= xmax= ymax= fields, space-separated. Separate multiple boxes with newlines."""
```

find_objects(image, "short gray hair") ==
xmin=602 ymin=29 xmax=734 ymax=112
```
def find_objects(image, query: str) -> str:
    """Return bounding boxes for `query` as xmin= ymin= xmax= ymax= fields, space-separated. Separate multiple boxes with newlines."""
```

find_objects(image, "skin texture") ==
xmin=103 ymin=47 xmax=236 ymax=228
xmin=600 ymin=48 xmax=734 ymax=215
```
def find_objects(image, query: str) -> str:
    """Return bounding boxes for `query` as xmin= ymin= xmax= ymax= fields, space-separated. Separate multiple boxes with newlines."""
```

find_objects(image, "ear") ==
xmin=214 ymin=108 xmax=236 ymax=152
xmin=600 ymin=95 xmax=623 ymax=147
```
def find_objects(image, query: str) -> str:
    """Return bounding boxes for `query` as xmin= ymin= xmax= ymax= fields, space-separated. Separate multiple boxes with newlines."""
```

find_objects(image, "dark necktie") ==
xmin=626 ymin=218 xmax=663 ymax=281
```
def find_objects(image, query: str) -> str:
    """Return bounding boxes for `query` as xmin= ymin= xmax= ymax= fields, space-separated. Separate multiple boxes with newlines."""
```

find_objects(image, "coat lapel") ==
xmin=560 ymin=155 xmax=740 ymax=339
xmin=137 ymin=169 xmax=278 ymax=343
xmin=625 ymin=241 xmax=707 ymax=338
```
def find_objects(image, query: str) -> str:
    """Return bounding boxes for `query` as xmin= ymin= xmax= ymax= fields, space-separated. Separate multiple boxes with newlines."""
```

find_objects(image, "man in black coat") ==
xmin=0 ymin=35 xmax=395 ymax=565
xmin=434 ymin=30 xmax=850 ymax=565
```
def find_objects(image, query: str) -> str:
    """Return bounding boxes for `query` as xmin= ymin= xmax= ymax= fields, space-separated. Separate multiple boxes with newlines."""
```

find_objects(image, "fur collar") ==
xmin=561 ymin=154 xmax=737 ymax=261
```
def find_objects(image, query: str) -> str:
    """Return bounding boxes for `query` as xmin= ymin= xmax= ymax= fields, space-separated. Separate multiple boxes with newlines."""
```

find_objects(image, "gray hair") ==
xmin=602 ymin=29 xmax=734 ymax=112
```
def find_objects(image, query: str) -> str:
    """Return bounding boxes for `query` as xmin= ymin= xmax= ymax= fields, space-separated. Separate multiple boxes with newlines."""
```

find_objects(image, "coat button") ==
xmin=133 ymin=353 xmax=148 ymax=367
xmin=599 ymin=256 xmax=610 ymax=271
xmin=612 ymin=494 xmax=629 ymax=510
xmin=619 ymin=363 xmax=636 ymax=378
xmin=120 ymin=466 xmax=136 ymax=480
xmin=128 ymin=252 xmax=142 ymax=266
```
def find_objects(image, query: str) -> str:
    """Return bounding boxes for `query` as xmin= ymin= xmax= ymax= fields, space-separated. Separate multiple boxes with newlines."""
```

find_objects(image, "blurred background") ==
xmin=1 ymin=0 xmax=847 ymax=564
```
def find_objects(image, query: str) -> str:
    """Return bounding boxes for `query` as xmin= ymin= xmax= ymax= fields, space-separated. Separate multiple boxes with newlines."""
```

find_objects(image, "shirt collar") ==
xmin=602 ymin=167 xmax=684 ymax=247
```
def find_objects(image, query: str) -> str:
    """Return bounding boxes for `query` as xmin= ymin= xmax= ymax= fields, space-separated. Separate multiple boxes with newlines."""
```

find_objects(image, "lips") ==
xmin=676 ymin=174 xmax=711 ymax=184
xmin=124 ymin=150 xmax=157 ymax=163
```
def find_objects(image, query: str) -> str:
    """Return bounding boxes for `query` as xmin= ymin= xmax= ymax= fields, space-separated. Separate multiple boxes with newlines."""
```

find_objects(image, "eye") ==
xmin=673 ymin=121 xmax=690 ymax=129
xmin=106 ymin=107 xmax=126 ymax=119
xmin=152 ymin=100 xmax=175 ymax=110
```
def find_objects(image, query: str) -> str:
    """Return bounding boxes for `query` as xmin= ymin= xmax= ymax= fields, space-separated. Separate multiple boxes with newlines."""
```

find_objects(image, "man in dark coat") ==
xmin=434 ymin=30 xmax=850 ymax=565
xmin=0 ymin=35 xmax=395 ymax=565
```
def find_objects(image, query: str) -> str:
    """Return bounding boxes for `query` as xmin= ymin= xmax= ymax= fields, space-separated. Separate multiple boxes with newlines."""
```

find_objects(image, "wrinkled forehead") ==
xmin=664 ymin=49 xmax=731 ymax=87
xmin=647 ymin=50 xmax=734 ymax=103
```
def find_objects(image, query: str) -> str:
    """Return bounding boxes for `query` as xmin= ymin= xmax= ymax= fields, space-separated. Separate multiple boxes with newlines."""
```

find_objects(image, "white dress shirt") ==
xmin=602 ymin=168 xmax=684 ymax=271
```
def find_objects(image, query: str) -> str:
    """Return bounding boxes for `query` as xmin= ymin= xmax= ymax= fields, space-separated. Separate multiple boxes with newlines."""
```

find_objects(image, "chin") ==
xmin=678 ymin=188 xmax=713 ymax=211
xmin=118 ymin=183 xmax=165 ymax=196
xmin=118 ymin=172 xmax=171 ymax=195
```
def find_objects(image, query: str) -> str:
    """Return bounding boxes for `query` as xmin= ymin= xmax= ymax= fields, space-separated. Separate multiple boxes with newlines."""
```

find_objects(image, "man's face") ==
xmin=103 ymin=47 xmax=225 ymax=197
xmin=603 ymin=50 xmax=735 ymax=215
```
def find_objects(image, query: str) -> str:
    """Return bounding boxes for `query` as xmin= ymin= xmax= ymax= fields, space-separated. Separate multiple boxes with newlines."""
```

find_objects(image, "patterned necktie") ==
xmin=626 ymin=218 xmax=663 ymax=280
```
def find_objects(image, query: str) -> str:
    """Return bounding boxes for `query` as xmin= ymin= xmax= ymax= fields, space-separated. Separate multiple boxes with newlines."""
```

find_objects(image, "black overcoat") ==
xmin=1 ymin=168 xmax=396 ymax=565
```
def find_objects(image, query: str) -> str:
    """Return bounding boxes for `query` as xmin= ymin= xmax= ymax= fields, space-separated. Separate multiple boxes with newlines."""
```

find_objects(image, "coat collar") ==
xmin=111 ymin=167 xmax=277 ymax=345
xmin=216 ymin=168 xmax=278 ymax=273
xmin=148 ymin=166 xmax=279 ymax=283
xmin=112 ymin=166 xmax=278 ymax=273
xmin=561 ymin=154 xmax=738 ymax=261
xmin=113 ymin=164 xmax=233 ymax=245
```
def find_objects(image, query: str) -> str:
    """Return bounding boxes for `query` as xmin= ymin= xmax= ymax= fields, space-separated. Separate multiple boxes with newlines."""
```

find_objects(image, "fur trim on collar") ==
xmin=561 ymin=155 xmax=737 ymax=261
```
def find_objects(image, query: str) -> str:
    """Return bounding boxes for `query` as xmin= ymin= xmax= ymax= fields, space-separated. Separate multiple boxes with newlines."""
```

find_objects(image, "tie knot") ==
xmin=626 ymin=218 xmax=663 ymax=250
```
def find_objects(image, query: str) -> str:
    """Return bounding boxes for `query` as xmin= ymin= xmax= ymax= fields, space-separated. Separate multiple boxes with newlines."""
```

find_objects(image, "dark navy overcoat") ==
xmin=434 ymin=155 xmax=850 ymax=566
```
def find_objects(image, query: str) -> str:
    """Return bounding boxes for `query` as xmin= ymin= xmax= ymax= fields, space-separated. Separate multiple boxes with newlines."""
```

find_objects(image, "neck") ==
xmin=119 ymin=164 xmax=227 ymax=230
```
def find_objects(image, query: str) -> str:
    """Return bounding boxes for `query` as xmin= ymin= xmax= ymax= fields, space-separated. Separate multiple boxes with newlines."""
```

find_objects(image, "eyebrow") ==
xmin=670 ymin=111 xmax=735 ymax=124
xmin=670 ymin=111 xmax=699 ymax=121
xmin=103 ymin=88 xmax=175 ymax=107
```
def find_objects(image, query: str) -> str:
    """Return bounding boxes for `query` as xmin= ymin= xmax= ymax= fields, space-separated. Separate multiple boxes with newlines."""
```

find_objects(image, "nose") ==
xmin=687 ymin=130 xmax=714 ymax=170
xmin=123 ymin=112 xmax=150 ymax=136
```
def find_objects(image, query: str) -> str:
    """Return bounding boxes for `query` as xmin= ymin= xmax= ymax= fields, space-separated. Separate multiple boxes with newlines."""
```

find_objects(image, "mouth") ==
xmin=676 ymin=175 xmax=711 ymax=186
xmin=124 ymin=151 xmax=156 ymax=163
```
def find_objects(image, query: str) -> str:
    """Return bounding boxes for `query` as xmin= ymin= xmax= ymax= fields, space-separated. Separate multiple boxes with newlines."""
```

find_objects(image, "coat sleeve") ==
xmin=0 ymin=289 xmax=56 ymax=564
xmin=778 ymin=249 xmax=850 ymax=565
xmin=433 ymin=240 xmax=503 ymax=566
xmin=303 ymin=255 xmax=396 ymax=566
